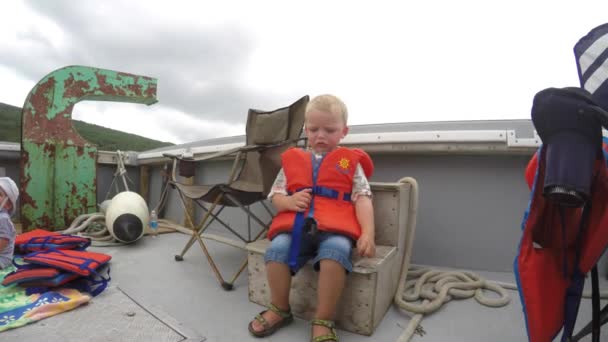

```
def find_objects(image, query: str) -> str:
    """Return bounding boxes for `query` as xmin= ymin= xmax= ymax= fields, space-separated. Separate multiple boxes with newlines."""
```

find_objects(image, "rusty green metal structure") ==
xmin=20 ymin=66 xmax=157 ymax=231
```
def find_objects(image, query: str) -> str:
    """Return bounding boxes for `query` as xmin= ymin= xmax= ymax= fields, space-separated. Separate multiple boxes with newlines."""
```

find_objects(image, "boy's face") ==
xmin=304 ymin=109 xmax=348 ymax=153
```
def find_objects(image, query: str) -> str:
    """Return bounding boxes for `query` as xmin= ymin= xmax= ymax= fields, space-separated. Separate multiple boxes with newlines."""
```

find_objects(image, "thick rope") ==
xmin=400 ymin=267 xmax=511 ymax=313
xmin=393 ymin=177 xmax=516 ymax=341
xmin=59 ymin=151 xmax=148 ymax=246
xmin=395 ymin=267 xmax=514 ymax=341
xmin=392 ymin=177 xmax=608 ymax=341
xmin=59 ymin=213 xmax=128 ymax=246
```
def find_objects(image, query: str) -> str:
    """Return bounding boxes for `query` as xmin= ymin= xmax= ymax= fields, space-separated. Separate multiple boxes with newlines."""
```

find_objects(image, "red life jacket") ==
xmin=15 ymin=229 xmax=91 ymax=253
xmin=267 ymin=147 xmax=374 ymax=241
xmin=2 ymin=267 xmax=79 ymax=287
xmin=516 ymin=145 xmax=608 ymax=341
xmin=23 ymin=249 xmax=111 ymax=277
xmin=4 ymin=248 xmax=111 ymax=296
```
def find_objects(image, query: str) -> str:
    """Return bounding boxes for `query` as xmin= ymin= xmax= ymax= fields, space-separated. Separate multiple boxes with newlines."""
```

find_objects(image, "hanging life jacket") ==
xmin=267 ymin=147 xmax=374 ymax=272
xmin=515 ymin=87 xmax=608 ymax=342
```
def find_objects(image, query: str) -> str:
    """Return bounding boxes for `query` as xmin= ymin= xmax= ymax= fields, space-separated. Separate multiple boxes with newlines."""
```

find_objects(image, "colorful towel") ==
xmin=0 ymin=265 xmax=91 ymax=332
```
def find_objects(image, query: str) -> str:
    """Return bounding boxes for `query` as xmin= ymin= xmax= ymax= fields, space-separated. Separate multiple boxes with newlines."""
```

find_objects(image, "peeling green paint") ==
xmin=20 ymin=65 xmax=158 ymax=231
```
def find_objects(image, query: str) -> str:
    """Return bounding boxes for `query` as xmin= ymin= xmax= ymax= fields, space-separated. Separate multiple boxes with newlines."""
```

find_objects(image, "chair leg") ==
xmin=173 ymin=194 xmax=231 ymax=289
xmin=174 ymin=238 xmax=191 ymax=261
xmin=227 ymin=256 xmax=249 ymax=288
xmin=174 ymin=191 xmax=222 ymax=261
xmin=224 ymin=219 xmax=271 ymax=287
xmin=193 ymin=230 xmax=231 ymax=290
xmin=173 ymin=191 xmax=272 ymax=290
xmin=174 ymin=208 xmax=218 ymax=261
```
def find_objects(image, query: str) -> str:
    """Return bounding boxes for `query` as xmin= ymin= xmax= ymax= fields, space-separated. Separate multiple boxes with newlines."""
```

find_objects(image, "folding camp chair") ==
xmin=165 ymin=95 xmax=309 ymax=290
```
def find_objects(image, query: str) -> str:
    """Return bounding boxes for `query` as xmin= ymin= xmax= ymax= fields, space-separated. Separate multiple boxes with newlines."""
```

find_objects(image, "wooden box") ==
xmin=246 ymin=181 xmax=413 ymax=335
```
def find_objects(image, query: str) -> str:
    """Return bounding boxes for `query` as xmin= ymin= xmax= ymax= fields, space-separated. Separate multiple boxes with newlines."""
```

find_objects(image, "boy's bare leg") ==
xmin=313 ymin=259 xmax=346 ymax=337
xmin=250 ymin=261 xmax=292 ymax=332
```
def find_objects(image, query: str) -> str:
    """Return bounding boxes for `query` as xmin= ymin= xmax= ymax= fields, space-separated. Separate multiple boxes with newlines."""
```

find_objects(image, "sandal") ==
xmin=311 ymin=319 xmax=339 ymax=342
xmin=248 ymin=303 xmax=294 ymax=338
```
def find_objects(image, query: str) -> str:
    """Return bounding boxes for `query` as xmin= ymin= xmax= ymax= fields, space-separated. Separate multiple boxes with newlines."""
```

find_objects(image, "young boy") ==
xmin=248 ymin=95 xmax=375 ymax=341
xmin=0 ymin=177 xmax=19 ymax=269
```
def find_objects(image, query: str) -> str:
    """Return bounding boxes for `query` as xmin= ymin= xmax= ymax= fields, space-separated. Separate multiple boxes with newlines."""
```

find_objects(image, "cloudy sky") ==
xmin=1 ymin=1 xmax=607 ymax=144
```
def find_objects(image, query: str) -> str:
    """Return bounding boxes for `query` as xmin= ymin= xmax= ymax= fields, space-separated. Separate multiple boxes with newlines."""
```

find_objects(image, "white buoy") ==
xmin=98 ymin=199 xmax=112 ymax=214
xmin=105 ymin=191 xmax=149 ymax=243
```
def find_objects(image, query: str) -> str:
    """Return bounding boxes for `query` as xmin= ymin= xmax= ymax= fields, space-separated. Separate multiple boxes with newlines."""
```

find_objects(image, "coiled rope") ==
xmin=392 ymin=177 xmax=514 ymax=341
xmin=392 ymin=177 xmax=608 ymax=341
xmin=395 ymin=266 xmax=515 ymax=341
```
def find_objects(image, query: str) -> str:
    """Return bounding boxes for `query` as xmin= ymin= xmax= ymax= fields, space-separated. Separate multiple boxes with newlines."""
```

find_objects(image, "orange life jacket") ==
xmin=2 ymin=267 xmax=80 ymax=287
xmin=23 ymin=249 xmax=111 ymax=277
xmin=15 ymin=229 xmax=91 ymax=253
xmin=267 ymin=147 xmax=374 ymax=241
xmin=5 ymin=248 xmax=111 ymax=296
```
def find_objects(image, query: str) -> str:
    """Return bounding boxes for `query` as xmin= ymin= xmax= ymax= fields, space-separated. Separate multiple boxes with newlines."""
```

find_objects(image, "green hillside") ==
xmin=0 ymin=102 xmax=174 ymax=151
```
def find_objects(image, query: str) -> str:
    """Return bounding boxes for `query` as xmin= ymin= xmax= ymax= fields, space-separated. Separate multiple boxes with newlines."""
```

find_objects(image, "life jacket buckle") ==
xmin=303 ymin=218 xmax=319 ymax=244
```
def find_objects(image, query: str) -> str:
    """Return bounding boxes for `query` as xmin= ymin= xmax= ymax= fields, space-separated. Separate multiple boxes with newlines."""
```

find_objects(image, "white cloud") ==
xmin=72 ymin=102 xmax=245 ymax=144
xmin=0 ymin=65 xmax=34 ymax=108
xmin=1 ymin=0 xmax=608 ymax=145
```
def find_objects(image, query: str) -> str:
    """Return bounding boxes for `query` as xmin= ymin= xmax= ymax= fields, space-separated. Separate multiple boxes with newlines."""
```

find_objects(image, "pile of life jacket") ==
xmin=1 ymin=229 xmax=111 ymax=296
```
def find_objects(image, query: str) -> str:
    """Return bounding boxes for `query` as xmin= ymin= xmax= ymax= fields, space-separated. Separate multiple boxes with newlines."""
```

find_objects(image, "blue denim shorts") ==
xmin=264 ymin=232 xmax=354 ymax=274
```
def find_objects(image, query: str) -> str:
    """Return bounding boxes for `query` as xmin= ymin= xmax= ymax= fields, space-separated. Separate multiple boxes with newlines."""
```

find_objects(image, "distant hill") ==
xmin=0 ymin=102 xmax=174 ymax=152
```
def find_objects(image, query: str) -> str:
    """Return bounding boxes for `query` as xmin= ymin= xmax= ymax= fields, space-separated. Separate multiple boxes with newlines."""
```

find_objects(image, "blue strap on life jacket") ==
xmin=562 ymin=201 xmax=593 ymax=339
xmin=603 ymin=137 xmax=608 ymax=166
xmin=66 ymin=266 xmax=111 ymax=297
xmin=24 ymin=266 xmax=111 ymax=297
xmin=19 ymin=234 xmax=91 ymax=253
xmin=288 ymin=153 xmax=323 ymax=271
xmin=288 ymin=186 xmax=351 ymax=201
xmin=287 ymin=153 xmax=352 ymax=272
xmin=25 ymin=249 xmax=98 ymax=274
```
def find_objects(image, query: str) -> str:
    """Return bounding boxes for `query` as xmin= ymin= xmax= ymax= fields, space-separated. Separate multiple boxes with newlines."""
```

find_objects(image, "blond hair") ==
xmin=305 ymin=94 xmax=348 ymax=125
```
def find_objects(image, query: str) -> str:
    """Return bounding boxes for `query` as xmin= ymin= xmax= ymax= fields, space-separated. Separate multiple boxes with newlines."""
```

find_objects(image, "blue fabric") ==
xmin=287 ymin=153 xmax=326 ymax=272
xmin=603 ymin=137 xmax=608 ymax=165
xmin=289 ymin=186 xmax=351 ymax=201
xmin=287 ymin=212 xmax=306 ymax=270
xmin=66 ymin=266 xmax=111 ymax=297
xmin=562 ymin=270 xmax=586 ymax=341
xmin=265 ymin=232 xmax=353 ymax=273
xmin=574 ymin=23 xmax=608 ymax=111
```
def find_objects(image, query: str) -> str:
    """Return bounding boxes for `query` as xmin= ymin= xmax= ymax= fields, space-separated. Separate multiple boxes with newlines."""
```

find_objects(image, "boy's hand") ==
xmin=356 ymin=233 xmax=376 ymax=257
xmin=289 ymin=189 xmax=312 ymax=212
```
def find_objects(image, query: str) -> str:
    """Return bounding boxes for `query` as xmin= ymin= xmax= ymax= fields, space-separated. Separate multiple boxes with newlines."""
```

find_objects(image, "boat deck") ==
xmin=4 ymin=231 xmax=608 ymax=341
